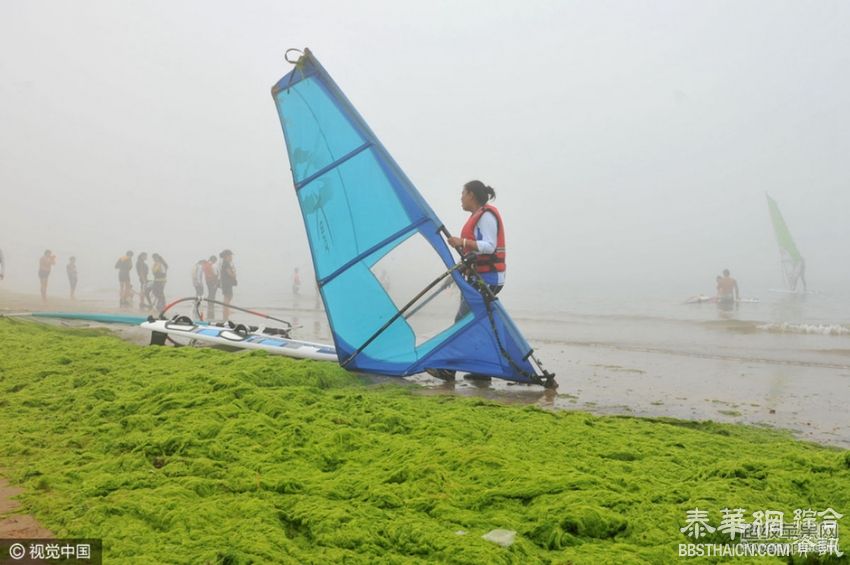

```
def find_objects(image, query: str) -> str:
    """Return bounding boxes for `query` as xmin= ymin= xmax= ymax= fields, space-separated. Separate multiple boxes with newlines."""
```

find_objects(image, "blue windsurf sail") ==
xmin=271 ymin=49 xmax=554 ymax=386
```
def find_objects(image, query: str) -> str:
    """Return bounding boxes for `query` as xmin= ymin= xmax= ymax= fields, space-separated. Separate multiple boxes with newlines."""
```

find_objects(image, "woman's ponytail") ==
xmin=464 ymin=180 xmax=496 ymax=204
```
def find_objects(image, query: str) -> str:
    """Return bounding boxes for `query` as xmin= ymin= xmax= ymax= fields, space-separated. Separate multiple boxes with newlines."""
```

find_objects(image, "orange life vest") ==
xmin=459 ymin=204 xmax=506 ymax=273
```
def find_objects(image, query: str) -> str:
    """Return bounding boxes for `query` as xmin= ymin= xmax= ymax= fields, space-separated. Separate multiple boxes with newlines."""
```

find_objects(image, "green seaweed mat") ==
xmin=0 ymin=319 xmax=847 ymax=564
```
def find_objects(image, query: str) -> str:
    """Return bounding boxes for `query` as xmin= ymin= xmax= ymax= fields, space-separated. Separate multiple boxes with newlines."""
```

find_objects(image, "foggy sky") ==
xmin=1 ymin=0 xmax=848 ymax=304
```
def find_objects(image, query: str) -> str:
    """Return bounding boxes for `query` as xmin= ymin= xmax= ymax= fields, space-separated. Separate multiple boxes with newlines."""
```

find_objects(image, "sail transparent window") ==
xmin=368 ymin=233 xmax=469 ymax=347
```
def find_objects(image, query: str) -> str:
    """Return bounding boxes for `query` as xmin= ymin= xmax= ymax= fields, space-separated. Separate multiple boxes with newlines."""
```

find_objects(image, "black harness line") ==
xmin=444 ymin=226 xmax=557 ymax=389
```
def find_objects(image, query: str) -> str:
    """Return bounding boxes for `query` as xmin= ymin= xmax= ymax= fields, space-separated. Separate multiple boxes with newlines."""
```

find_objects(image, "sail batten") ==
xmin=295 ymin=142 xmax=373 ymax=190
xmin=272 ymin=49 xmax=551 ymax=385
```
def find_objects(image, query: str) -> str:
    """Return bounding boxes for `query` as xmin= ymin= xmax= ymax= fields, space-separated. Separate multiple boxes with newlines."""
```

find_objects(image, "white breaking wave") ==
xmin=757 ymin=322 xmax=850 ymax=336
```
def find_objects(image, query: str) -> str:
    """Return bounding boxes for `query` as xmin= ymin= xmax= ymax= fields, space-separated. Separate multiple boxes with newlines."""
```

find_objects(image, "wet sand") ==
xmin=0 ymin=475 xmax=53 ymax=538
xmin=278 ymin=296 xmax=850 ymax=449
xmin=535 ymin=340 xmax=850 ymax=448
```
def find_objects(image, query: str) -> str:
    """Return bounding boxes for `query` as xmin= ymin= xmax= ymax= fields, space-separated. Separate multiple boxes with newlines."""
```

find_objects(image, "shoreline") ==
xmin=4 ymin=287 xmax=849 ymax=450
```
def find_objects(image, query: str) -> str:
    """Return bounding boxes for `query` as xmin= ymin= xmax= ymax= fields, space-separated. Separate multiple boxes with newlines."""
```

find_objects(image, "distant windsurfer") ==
xmin=115 ymin=250 xmax=134 ymax=308
xmin=219 ymin=249 xmax=237 ymax=320
xmin=793 ymin=258 xmax=807 ymax=292
xmin=717 ymin=269 xmax=739 ymax=308
xmin=38 ymin=249 xmax=56 ymax=301
xmin=429 ymin=180 xmax=506 ymax=382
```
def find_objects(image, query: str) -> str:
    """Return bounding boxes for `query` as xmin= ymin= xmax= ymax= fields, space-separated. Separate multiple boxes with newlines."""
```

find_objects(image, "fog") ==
xmin=2 ymin=0 xmax=848 ymax=306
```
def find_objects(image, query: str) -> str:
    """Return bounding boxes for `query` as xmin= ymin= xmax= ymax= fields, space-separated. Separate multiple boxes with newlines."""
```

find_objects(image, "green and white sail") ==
xmin=766 ymin=194 xmax=805 ymax=292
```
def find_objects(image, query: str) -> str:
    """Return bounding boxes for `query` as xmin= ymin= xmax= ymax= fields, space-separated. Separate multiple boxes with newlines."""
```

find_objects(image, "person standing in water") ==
xmin=66 ymin=256 xmax=78 ymax=300
xmin=114 ymin=250 xmax=134 ymax=307
xmin=717 ymin=269 xmax=739 ymax=308
xmin=218 ymin=249 xmax=237 ymax=320
xmin=151 ymin=253 xmax=169 ymax=311
xmin=38 ymin=250 xmax=56 ymax=301
xmin=428 ymin=180 xmax=506 ymax=381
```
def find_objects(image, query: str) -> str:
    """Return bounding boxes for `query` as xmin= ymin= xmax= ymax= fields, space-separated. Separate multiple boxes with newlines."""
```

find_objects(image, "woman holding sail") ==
xmin=429 ymin=180 xmax=506 ymax=381
xmin=446 ymin=180 xmax=506 ymax=315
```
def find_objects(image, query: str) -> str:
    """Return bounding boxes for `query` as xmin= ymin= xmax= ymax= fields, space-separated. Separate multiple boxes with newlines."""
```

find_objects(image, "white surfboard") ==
xmin=141 ymin=318 xmax=338 ymax=362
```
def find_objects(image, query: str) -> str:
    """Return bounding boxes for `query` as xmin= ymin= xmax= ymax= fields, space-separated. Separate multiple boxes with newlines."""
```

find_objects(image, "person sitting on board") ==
xmin=219 ymin=249 xmax=237 ymax=320
xmin=427 ymin=180 xmax=506 ymax=382
xmin=114 ymin=250 xmax=134 ymax=308
xmin=717 ymin=269 xmax=739 ymax=308
xmin=38 ymin=249 xmax=56 ymax=302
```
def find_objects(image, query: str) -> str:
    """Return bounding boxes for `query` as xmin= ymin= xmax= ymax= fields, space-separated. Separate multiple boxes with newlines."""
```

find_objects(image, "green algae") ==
xmin=0 ymin=318 xmax=847 ymax=564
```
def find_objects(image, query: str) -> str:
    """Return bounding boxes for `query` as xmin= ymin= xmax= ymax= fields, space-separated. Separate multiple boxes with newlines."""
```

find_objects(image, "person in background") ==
xmin=151 ymin=253 xmax=169 ymax=311
xmin=136 ymin=252 xmax=152 ymax=310
xmin=292 ymin=268 xmax=301 ymax=296
xmin=192 ymin=259 xmax=206 ymax=299
xmin=66 ymin=256 xmax=78 ymax=300
xmin=218 ymin=249 xmax=237 ymax=320
xmin=114 ymin=250 xmax=134 ymax=308
xmin=717 ymin=268 xmax=740 ymax=309
xmin=38 ymin=249 xmax=56 ymax=301
xmin=202 ymin=255 xmax=219 ymax=319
